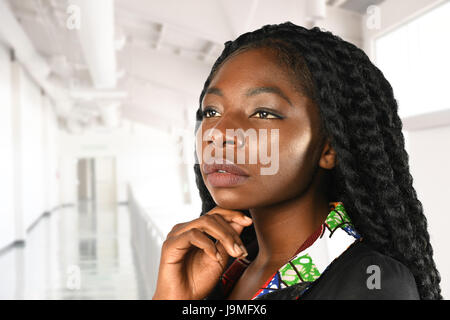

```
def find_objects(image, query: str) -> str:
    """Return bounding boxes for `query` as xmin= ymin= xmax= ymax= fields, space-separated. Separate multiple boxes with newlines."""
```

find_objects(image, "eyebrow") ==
xmin=205 ymin=86 xmax=293 ymax=107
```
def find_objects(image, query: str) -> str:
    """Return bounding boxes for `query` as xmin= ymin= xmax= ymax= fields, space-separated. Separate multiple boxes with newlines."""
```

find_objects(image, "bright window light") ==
xmin=374 ymin=1 xmax=450 ymax=118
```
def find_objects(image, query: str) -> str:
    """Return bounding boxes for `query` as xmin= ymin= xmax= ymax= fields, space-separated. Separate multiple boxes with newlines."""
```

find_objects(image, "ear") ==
xmin=318 ymin=138 xmax=337 ymax=170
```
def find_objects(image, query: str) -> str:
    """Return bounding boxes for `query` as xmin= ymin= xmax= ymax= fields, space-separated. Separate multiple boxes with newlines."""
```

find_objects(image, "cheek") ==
xmin=255 ymin=127 xmax=317 ymax=199
xmin=282 ymin=128 xmax=314 ymax=172
xmin=261 ymin=125 xmax=313 ymax=176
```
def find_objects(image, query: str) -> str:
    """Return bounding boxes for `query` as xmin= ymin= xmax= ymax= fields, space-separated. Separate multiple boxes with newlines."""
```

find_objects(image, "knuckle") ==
xmin=199 ymin=214 xmax=216 ymax=226
xmin=168 ymin=222 xmax=183 ymax=234
xmin=172 ymin=222 xmax=182 ymax=230
xmin=161 ymin=239 xmax=171 ymax=250
xmin=187 ymin=228 xmax=202 ymax=238
xmin=202 ymin=214 xmax=215 ymax=221
xmin=210 ymin=212 xmax=223 ymax=221
xmin=222 ymin=232 xmax=235 ymax=243
xmin=207 ymin=213 xmax=220 ymax=222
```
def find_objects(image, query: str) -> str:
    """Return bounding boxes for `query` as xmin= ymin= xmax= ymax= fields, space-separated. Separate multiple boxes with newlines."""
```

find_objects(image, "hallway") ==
xmin=0 ymin=203 xmax=146 ymax=300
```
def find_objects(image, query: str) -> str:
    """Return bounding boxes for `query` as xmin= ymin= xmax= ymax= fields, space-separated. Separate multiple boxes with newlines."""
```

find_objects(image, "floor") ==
xmin=0 ymin=202 xmax=147 ymax=299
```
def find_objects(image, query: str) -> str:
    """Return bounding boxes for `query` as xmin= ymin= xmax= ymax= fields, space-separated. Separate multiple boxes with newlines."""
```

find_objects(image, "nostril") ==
xmin=206 ymin=130 xmax=246 ymax=148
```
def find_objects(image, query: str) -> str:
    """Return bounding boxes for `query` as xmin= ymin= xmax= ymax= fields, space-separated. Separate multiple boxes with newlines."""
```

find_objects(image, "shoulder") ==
xmin=302 ymin=240 xmax=420 ymax=300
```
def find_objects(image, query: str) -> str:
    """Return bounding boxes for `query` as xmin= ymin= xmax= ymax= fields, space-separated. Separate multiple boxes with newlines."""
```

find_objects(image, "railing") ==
xmin=128 ymin=186 xmax=165 ymax=298
xmin=127 ymin=184 xmax=199 ymax=298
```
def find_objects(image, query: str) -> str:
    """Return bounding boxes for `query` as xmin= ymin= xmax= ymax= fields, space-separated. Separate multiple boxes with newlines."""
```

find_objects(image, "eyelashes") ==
xmin=202 ymin=107 xmax=284 ymax=119
xmin=202 ymin=107 xmax=220 ymax=118
xmin=251 ymin=110 xmax=282 ymax=119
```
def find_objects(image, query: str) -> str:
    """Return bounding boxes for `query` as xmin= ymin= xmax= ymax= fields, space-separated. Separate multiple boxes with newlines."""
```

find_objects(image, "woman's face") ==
xmin=196 ymin=47 xmax=330 ymax=210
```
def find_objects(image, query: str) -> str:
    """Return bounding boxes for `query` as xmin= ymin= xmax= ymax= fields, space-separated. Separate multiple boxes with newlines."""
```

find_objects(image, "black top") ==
xmin=205 ymin=240 xmax=420 ymax=300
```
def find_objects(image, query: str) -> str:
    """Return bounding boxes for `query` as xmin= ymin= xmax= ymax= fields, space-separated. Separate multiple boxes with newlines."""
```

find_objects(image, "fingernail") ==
xmin=234 ymin=243 xmax=243 ymax=255
xmin=243 ymin=216 xmax=252 ymax=222
xmin=216 ymin=252 xmax=222 ymax=261
xmin=240 ymin=257 xmax=250 ymax=264
xmin=240 ymin=245 xmax=248 ymax=257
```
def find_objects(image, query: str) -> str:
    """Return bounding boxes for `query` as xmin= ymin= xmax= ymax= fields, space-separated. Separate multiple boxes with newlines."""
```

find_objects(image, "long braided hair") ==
xmin=193 ymin=22 xmax=442 ymax=300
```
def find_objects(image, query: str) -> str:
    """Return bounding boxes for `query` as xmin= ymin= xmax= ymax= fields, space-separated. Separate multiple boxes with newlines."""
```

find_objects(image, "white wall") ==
xmin=0 ymin=55 xmax=61 ymax=249
xmin=42 ymin=96 xmax=60 ymax=210
xmin=0 ymin=44 xmax=15 ymax=249
xmin=409 ymin=126 xmax=450 ymax=298
xmin=58 ymin=157 xmax=77 ymax=205
xmin=19 ymin=65 xmax=45 ymax=229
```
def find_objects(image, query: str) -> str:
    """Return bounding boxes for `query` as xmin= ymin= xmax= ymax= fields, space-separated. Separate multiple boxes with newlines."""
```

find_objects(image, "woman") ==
xmin=152 ymin=22 xmax=442 ymax=300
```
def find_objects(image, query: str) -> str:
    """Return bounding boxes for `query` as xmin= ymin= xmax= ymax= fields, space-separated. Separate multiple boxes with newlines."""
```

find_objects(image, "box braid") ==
xmin=193 ymin=22 xmax=442 ymax=299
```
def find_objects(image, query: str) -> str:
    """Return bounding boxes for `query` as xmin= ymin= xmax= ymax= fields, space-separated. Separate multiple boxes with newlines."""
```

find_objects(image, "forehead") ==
xmin=207 ymin=48 xmax=296 ymax=93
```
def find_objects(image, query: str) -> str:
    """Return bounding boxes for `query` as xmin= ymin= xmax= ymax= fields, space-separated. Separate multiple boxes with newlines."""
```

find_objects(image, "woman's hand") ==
xmin=152 ymin=206 xmax=253 ymax=300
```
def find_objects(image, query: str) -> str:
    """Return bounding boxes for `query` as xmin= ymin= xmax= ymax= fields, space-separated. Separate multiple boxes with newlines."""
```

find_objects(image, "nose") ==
xmin=208 ymin=131 xmax=244 ymax=148
xmin=206 ymin=124 xmax=245 ymax=149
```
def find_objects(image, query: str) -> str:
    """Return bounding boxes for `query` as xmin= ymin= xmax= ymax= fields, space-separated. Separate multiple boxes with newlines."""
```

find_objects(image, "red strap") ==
xmin=221 ymin=258 xmax=250 ymax=296
xmin=293 ymin=224 xmax=324 ymax=256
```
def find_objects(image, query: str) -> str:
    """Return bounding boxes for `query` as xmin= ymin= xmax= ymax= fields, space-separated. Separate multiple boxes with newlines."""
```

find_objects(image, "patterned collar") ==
xmin=219 ymin=201 xmax=362 ymax=300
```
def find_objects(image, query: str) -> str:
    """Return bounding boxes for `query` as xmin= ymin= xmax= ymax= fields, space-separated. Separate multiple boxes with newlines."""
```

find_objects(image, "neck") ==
xmin=249 ymin=186 xmax=330 ymax=268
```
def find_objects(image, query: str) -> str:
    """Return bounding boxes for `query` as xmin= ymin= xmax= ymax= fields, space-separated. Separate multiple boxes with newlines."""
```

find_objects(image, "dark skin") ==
xmin=152 ymin=47 xmax=337 ymax=300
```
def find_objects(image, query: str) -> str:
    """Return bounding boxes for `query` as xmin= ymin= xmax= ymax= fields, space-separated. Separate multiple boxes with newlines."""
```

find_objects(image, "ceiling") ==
xmin=337 ymin=0 xmax=385 ymax=14
xmin=5 ymin=0 xmax=379 ymax=133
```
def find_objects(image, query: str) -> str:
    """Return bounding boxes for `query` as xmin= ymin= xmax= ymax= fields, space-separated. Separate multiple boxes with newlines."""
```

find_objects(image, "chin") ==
xmin=209 ymin=189 xmax=252 ymax=211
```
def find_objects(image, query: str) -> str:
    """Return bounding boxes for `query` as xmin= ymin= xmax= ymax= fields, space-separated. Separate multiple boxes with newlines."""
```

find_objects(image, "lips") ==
xmin=202 ymin=160 xmax=249 ymax=187
xmin=202 ymin=161 xmax=249 ymax=176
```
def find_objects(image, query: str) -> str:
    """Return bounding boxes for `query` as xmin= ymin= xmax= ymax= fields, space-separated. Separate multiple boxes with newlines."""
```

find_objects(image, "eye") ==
xmin=250 ymin=109 xmax=282 ymax=119
xmin=202 ymin=107 xmax=221 ymax=118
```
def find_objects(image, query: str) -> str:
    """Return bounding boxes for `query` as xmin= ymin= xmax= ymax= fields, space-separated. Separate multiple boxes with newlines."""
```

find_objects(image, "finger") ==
xmin=175 ymin=215 xmax=245 ymax=258
xmin=214 ymin=241 xmax=227 ymax=263
xmin=167 ymin=208 xmax=252 ymax=239
xmin=206 ymin=207 xmax=253 ymax=227
xmin=163 ymin=228 xmax=220 ymax=264
xmin=206 ymin=207 xmax=252 ymax=235
xmin=228 ymin=221 xmax=246 ymax=235
xmin=209 ymin=214 xmax=248 ymax=257
xmin=166 ymin=222 xmax=189 ymax=239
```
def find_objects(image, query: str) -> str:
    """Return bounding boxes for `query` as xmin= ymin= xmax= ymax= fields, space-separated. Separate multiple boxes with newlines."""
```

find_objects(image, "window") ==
xmin=375 ymin=1 xmax=450 ymax=118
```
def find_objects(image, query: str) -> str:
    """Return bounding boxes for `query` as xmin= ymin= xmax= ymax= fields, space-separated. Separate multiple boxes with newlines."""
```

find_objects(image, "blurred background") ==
xmin=0 ymin=0 xmax=449 ymax=299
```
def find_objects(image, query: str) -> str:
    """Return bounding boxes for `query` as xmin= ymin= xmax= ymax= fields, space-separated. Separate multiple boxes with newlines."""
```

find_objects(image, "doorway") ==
xmin=77 ymin=157 xmax=117 ymax=207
